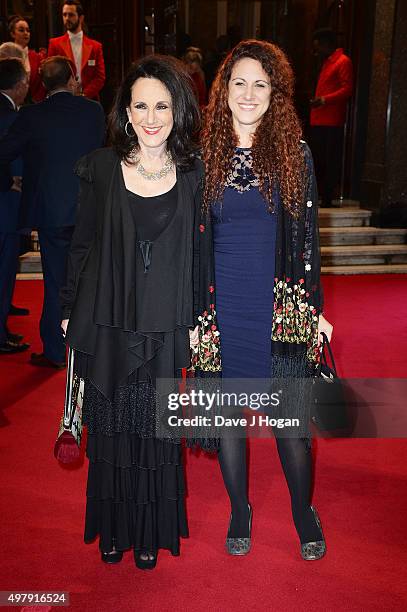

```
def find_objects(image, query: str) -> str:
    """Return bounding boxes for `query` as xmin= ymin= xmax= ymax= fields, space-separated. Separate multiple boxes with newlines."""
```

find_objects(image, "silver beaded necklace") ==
xmin=136 ymin=151 xmax=174 ymax=181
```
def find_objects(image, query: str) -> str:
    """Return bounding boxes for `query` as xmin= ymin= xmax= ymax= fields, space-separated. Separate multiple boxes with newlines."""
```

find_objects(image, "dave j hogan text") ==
xmin=167 ymin=415 xmax=300 ymax=429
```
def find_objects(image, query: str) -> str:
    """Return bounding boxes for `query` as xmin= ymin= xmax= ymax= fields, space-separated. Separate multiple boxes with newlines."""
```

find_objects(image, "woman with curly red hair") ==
xmin=195 ymin=40 xmax=333 ymax=560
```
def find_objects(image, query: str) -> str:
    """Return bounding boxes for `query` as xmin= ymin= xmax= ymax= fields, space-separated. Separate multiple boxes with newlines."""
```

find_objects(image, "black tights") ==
xmin=218 ymin=436 xmax=249 ymax=537
xmin=218 ymin=436 xmax=322 ymax=543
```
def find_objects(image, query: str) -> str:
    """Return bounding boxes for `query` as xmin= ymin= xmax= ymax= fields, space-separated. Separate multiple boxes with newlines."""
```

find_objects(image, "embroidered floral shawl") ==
xmin=192 ymin=141 xmax=323 ymax=372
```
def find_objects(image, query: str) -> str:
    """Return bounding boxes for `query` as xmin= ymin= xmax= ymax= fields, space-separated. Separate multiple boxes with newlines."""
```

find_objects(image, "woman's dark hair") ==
xmin=108 ymin=54 xmax=200 ymax=169
xmin=8 ymin=15 xmax=28 ymax=35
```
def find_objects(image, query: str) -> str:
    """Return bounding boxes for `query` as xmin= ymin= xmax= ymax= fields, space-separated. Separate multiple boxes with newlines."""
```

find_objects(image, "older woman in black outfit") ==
xmin=60 ymin=56 xmax=202 ymax=570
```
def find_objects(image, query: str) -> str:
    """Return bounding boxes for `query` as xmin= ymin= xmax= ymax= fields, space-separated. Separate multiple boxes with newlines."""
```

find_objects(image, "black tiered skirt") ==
xmin=81 ymin=379 xmax=188 ymax=555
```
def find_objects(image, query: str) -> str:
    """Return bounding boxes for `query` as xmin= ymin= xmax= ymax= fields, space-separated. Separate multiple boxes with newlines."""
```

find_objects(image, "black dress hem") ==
xmin=84 ymin=432 xmax=188 ymax=555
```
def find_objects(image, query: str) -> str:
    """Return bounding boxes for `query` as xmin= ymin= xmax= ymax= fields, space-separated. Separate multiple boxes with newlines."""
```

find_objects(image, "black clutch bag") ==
xmin=311 ymin=332 xmax=348 ymax=432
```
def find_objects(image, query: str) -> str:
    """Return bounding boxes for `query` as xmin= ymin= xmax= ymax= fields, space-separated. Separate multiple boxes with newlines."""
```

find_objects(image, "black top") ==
xmin=61 ymin=148 xmax=204 ymax=399
xmin=127 ymin=183 xmax=177 ymax=242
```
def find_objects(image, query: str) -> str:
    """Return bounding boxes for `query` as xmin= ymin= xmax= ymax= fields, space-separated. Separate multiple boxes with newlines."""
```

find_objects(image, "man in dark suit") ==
xmin=0 ymin=58 xmax=30 ymax=354
xmin=0 ymin=44 xmax=31 ymax=318
xmin=48 ymin=0 xmax=105 ymax=101
xmin=0 ymin=55 xmax=105 ymax=368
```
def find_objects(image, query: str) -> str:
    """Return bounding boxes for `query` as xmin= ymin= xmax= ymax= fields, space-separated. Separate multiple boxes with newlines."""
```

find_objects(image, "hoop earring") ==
xmin=125 ymin=120 xmax=134 ymax=137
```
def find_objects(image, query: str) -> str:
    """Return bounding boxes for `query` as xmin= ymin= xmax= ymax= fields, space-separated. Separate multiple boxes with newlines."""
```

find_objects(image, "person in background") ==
xmin=0 ymin=45 xmax=24 ymax=188
xmin=183 ymin=47 xmax=207 ymax=108
xmin=48 ymin=0 xmax=105 ymax=101
xmin=0 ymin=43 xmax=31 ymax=317
xmin=0 ymin=58 xmax=30 ymax=354
xmin=8 ymin=15 xmax=46 ymax=103
xmin=203 ymin=35 xmax=231 ymax=92
xmin=310 ymin=28 xmax=353 ymax=207
xmin=0 ymin=43 xmax=24 ymax=61
xmin=0 ymin=56 xmax=105 ymax=369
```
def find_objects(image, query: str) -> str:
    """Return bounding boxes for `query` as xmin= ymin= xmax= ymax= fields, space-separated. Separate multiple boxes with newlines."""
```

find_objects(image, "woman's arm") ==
xmin=318 ymin=314 xmax=333 ymax=343
xmin=60 ymin=160 xmax=97 ymax=320
xmin=303 ymin=142 xmax=333 ymax=344
xmin=303 ymin=142 xmax=323 ymax=313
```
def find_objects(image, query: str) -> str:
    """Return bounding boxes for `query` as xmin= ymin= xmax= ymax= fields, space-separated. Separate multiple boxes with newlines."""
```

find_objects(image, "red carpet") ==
xmin=1 ymin=276 xmax=407 ymax=611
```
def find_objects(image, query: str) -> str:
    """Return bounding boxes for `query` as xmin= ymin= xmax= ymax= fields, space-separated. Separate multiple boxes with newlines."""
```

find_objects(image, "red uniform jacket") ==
xmin=191 ymin=71 xmax=207 ymax=108
xmin=48 ymin=32 xmax=105 ymax=100
xmin=310 ymin=48 xmax=353 ymax=127
xmin=28 ymin=49 xmax=47 ymax=103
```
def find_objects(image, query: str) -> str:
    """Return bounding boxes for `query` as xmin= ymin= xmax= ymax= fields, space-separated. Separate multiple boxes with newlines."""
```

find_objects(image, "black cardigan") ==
xmin=61 ymin=147 xmax=204 ymax=398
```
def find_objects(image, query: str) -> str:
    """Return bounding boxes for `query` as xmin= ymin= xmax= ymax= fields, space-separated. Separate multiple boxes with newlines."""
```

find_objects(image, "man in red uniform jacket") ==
xmin=310 ymin=28 xmax=353 ymax=207
xmin=48 ymin=0 xmax=105 ymax=101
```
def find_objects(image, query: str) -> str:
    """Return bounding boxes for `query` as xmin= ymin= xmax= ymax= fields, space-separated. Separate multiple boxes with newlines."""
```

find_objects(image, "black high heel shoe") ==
xmin=101 ymin=542 xmax=123 ymax=564
xmin=134 ymin=549 xmax=158 ymax=570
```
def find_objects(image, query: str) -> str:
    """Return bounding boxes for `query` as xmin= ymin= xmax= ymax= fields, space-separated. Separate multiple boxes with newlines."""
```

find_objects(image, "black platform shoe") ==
xmin=101 ymin=543 xmax=123 ymax=564
xmin=134 ymin=549 xmax=157 ymax=570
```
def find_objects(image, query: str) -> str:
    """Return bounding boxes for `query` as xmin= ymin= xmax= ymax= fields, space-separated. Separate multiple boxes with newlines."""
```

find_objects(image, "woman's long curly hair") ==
xmin=202 ymin=39 xmax=305 ymax=216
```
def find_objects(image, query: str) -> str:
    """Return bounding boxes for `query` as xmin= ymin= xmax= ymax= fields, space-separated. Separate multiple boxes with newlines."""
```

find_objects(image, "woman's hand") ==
xmin=318 ymin=314 xmax=333 ymax=345
xmin=61 ymin=319 xmax=69 ymax=337
xmin=189 ymin=325 xmax=199 ymax=349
